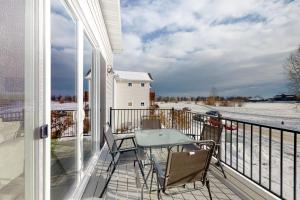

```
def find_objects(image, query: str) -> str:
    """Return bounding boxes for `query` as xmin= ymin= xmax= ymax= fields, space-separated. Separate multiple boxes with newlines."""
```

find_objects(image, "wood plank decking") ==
xmin=81 ymin=141 xmax=243 ymax=200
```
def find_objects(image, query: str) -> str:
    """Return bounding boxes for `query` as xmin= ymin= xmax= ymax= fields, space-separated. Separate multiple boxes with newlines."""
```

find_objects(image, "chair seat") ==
xmin=119 ymin=148 xmax=147 ymax=162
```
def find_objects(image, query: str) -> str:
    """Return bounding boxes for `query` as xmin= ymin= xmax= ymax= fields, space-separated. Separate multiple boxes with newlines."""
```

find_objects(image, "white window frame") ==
xmin=141 ymin=82 xmax=145 ymax=87
xmin=128 ymin=102 xmax=133 ymax=106
xmin=41 ymin=0 xmax=113 ymax=199
xmin=141 ymin=102 xmax=145 ymax=106
xmin=128 ymin=82 xmax=132 ymax=87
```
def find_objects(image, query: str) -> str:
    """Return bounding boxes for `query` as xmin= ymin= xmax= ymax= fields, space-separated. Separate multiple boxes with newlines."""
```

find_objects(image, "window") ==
xmin=128 ymin=102 xmax=133 ymax=106
xmin=141 ymin=102 xmax=145 ymax=106
xmin=83 ymin=33 xmax=93 ymax=168
xmin=141 ymin=82 xmax=145 ymax=87
xmin=51 ymin=0 xmax=77 ymax=198
xmin=128 ymin=82 xmax=132 ymax=87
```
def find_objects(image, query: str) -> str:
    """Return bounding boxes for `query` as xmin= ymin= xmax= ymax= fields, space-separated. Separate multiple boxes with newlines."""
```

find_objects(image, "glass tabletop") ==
xmin=135 ymin=129 xmax=195 ymax=148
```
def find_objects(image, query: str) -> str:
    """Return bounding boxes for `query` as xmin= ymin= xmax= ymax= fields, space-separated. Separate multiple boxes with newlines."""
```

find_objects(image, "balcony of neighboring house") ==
xmin=81 ymin=108 xmax=299 ymax=200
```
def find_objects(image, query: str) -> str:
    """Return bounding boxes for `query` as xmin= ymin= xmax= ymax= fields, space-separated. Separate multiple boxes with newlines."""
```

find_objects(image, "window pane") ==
xmin=83 ymin=34 xmax=93 ymax=168
xmin=51 ymin=0 xmax=77 ymax=199
xmin=0 ymin=1 xmax=25 ymax=199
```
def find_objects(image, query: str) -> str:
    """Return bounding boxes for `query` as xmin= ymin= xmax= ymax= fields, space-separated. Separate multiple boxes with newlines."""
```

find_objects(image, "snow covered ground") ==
xmin=158 ymin=102 xmax=300 ymax=131
xmin=51 ymin=101 xmax=77 ymax=110
xmin=159 ymin=101 xmax=300 ymax=200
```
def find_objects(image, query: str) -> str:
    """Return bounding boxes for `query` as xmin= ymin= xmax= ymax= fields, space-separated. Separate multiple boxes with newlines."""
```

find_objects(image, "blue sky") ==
xmin=115 ymin=0 xmax=300 ymax=97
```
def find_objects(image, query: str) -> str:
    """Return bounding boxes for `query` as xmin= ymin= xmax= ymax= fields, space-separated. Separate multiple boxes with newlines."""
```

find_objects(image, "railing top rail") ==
xmin=110 ymin=108 xmax=300 ymax=134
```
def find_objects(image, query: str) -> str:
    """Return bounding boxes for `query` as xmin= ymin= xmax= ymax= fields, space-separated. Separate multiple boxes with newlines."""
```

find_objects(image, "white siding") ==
xmin=115 ymin=81 xmax=150 ymax=109
xmin=106 ymin=72 xmax=114 ymax=120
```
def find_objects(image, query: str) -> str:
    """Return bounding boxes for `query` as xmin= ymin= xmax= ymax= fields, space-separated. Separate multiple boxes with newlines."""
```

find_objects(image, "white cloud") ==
xmin=115 ymin=0 xmax=300 ymax=96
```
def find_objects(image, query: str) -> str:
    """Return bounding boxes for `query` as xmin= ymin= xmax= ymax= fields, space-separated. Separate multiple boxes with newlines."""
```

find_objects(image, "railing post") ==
xmin=109 ymin=107 xmax=112 ymax=127
xmin=171 ymin=107 xmax=174 ymax=128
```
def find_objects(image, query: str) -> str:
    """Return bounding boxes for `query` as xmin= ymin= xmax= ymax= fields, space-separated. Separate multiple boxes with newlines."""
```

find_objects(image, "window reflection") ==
xmin=0 ymin=1 xmax=25 ymax=199
xmin=83 ymin=34 xmax=93 ymax=167
xmin=51 ymin=0 xmax=77 ymax=199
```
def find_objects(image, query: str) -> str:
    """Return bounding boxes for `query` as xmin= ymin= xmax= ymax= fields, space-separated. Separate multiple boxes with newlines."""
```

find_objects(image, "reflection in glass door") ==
xmin=50 ymin=0 xmax=77 ymax=199
xmin=83 ymin=34 xmax=93 ymax=167
xmin=0 ymin=1 xmax=26 ymax=199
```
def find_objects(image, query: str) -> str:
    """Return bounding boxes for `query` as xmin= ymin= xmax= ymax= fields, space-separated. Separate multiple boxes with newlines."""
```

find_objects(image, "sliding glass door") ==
xmin=0 ymin=0 xmax=35 ymax=199
xmin=50 ymin=0 xmax=77 ymax=199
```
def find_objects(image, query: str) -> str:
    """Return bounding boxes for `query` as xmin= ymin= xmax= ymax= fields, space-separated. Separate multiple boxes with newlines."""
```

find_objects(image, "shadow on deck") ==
xmin=81 ymin=141 xmax=244 ymax=200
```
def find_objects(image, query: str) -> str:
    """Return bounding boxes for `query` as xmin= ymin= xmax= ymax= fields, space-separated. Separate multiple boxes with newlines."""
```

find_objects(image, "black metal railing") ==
xmin=51 ymin=110 xmax=77 ymax=138
xmin=0 ymin=110 xmax=24 ymax=122
xmin=109 ymin=108 xmax=299 ymax=200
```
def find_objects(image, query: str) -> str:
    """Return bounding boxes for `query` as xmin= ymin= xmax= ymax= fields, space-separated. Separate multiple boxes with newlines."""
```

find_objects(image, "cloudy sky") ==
xmin=114 ymin=0 xmax=300 ymax=97
xmin=51 ymin=0 xmax=93 ymax=96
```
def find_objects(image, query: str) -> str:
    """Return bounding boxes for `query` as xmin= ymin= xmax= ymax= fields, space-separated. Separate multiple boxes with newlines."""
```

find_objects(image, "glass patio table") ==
xmin=135 ymin=128 xmax=195 ymax=148
xmin=135 ymin=128 xmax=196 ymax=194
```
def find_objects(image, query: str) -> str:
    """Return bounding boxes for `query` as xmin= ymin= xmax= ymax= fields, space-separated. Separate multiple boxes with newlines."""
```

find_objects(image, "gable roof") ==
xmin=114 ymin=70 xmax=153 ymax=82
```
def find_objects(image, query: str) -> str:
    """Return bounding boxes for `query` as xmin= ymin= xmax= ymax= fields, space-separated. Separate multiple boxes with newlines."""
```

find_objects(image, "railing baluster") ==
xmin=231 ymin=120 xmax=233 ymax=166
xmin=280 ymin=130 xmax=283 ymax=198
xmin=236 ymin=122 xmax=239 ymax=170
xmin=259 ymin=126 xmax=262 ymax=184
xmin=251 ymin=124 xmax=253 ymax=179
xmin=243 ymin=123 xmax=245 ymax=175
xmin=225 ymin=119 xmax=227 ymax=164
xmin=294 ymin=132 xmax=297 ymax=200
xmin=269 ymin=128 xmax=272 ymax=191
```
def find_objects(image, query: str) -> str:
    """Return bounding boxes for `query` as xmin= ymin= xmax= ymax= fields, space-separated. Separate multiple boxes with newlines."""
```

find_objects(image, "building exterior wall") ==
xmin=115 ymin=80 xmax=150 ymax=109
xmin=106 ymin=73 xmax=114 ymax=120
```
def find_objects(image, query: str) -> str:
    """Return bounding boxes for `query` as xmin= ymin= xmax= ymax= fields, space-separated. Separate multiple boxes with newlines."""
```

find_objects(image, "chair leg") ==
xmin=217 ymin=150 xmax=226 ymax=178
xmin=100 ymin=162 xmax=117 ymax=198
xmin=216 ymin=147 xmax=227 ymax=178
xmin=117 ymin=139 xmax=124 ymax=149
xmin=134 ymin=150 xmax=148 ymax=188
xmin=218 ymin=161 xmax=227 ymax=178
xmin=131 ymin=137 xmax=137 ymax=147
xmin=206 ymin=179 xmax=212 ymax=200
xmin=106 ymin=160 xmax=113 ymax=172
xmin=156 ymin=175 xmax=161 ymax=200
xmin=150 ymin=168 xmax=154 ymax=193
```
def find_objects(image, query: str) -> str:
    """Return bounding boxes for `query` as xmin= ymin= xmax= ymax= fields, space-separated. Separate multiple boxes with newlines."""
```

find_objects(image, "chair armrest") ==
xmin=113 ymin=131 xmax=135 ymax=135
xmin=113 ymin=133 xmax=135 ymax=141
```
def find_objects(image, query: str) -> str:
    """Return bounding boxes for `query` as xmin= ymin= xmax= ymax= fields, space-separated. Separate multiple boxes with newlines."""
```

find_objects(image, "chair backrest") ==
xmin=103 ymin=126 xmax=118 ymax=154
xmin=141 ymin=118 xmax=161 ymax=130
xmin=200 ymin=123 xmax=223 ymax=144
xmin=164 ymin=141 xmax=215 ymax=188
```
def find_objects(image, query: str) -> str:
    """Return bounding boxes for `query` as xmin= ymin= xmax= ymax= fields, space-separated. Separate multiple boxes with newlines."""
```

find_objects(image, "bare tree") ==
xmin=284 ymin=46 xmax=300 ymax=96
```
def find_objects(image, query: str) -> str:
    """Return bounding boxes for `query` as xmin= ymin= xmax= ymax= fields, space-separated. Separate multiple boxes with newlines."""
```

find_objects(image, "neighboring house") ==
xmin=113 ymin=70 xmax=153 ymax=109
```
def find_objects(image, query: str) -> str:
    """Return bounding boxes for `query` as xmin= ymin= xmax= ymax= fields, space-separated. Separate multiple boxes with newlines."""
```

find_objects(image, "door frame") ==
xmin=45 ymin=0 xmax=105 ymax=199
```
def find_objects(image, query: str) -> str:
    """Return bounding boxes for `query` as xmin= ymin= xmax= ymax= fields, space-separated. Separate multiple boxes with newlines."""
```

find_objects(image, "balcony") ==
xmin=81 ymin=108 xmax=299 ymax=200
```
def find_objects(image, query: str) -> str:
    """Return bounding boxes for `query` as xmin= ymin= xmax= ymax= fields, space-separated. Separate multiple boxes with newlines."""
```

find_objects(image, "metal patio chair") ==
xmin=183 ymin=123 xmax=226 ymax=178
xmin=151 ymin=140 xmax=215 ymax=200
xmin=100 ymin=126 xmax=147 ymax=197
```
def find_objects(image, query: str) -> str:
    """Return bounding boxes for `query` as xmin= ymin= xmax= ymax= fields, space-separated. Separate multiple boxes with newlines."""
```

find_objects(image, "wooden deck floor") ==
xmin=82 ymin=141 xmax=243 ymax=200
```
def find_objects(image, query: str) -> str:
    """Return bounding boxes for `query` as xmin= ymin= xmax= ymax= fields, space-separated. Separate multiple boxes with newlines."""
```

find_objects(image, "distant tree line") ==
xmin=51 ymin=95 xmax=77 ymax=103
xmin=156 ymin=96 xmax=249 ymax=103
